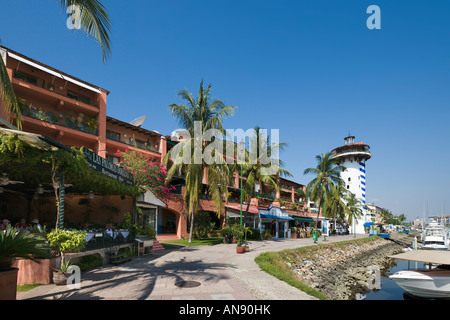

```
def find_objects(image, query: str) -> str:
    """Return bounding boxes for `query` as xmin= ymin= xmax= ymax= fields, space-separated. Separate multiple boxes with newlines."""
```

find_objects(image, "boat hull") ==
xmin=389 ymin=269 xmax=450 ymax=298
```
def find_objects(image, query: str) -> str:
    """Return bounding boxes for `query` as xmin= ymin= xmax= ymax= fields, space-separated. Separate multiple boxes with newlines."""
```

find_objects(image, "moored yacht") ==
xmin=422 ymin=220 xmax=449 ymax=250
xmin=389 ymin=250 xmax=450 ymax=298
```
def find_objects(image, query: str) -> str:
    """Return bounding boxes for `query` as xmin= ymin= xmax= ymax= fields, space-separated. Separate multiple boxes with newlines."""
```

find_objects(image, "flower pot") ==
xmin=244 ymin=245 xmax=249 ymax=252
xmin=236 ymin=246 xmax=245 ymax=254
xmin=232 ymin=238 xmax=236 ymax=244
xmin=53 ymin=271 xmax=70 ymax=286
xmin=0 ymin=268 xmax=19 ymax=300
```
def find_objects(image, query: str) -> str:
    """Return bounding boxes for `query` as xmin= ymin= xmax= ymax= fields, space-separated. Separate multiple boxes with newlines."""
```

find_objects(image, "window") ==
xmin=135 ymin=139 xmax=147 ymax=149
xmin=347 ymin=185 xmax=350 ymax=189
xmin=13 ymin=70 xmax=44 ymax=88
xmin=348 ymin=177 xmax=351 ymax=182
xmin=106 ymin=130 xmax=120 ymax=142
xmin=67 ymin=90 xmax=91 ymax=105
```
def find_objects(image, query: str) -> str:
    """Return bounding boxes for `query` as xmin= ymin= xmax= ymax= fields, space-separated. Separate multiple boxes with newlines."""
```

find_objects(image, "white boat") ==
xmin=422 ymin=220 xmax=449 ymax=250
xmin=389 ymin=250 xmax=450 ymax=299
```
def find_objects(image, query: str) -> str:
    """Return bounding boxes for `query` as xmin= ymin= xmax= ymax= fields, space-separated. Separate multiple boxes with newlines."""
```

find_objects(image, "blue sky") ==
xmin=1 ymin=1 xmax=449 ymax=220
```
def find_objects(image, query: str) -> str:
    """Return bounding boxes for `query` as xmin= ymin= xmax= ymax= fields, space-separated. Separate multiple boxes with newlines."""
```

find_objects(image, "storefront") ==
xmin=225 ymin=203 xmax=259 ymax=228
xmin=258 ymin=206 xmax=294 ymax=239
xmin=136 ymin=190 xmax=166 ymax=234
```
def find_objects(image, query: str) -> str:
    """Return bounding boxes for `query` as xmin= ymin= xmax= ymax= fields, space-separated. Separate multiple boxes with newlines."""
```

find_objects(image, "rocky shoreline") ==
xmin=285 ymin=235 xmax=411 ymax=300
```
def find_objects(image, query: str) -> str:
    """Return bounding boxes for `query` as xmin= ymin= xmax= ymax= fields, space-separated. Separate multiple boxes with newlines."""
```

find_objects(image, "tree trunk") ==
xmin=188 ymin=211 xmax=195 ymax=243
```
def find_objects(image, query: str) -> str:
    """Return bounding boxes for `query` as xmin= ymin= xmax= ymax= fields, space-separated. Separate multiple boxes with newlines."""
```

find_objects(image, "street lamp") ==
xmin=239 ymin=139 xmax=245 ymax=230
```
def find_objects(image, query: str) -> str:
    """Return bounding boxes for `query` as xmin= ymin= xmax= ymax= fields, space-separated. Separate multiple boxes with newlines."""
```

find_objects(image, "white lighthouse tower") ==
xmin=331 ymin=135 xmax=372 ymax=234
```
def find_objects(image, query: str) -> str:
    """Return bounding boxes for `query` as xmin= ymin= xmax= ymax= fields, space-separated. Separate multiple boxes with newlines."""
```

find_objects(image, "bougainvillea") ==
xmin=117 ymin=149 xmax=176 ymax=202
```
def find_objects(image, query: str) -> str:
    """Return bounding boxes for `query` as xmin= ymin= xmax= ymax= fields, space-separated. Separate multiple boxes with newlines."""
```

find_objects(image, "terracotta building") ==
xmin=0 ymin=46 xmax=315 ymax=240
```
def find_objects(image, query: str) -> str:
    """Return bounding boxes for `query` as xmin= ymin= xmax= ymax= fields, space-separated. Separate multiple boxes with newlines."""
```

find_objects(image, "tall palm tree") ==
xmin=324 ymin=178 xmax=349 ymax=233
xmin=344 ymin=191 xmax=364 ymax=237
xmin=239 ymin=126 xmax=292 ymax=227
xmin=164 ymin=80 xmax=236 ymax=243
xmin=0 ymin=0 xmax=111 ymax=129
xmin=304 ymin=152 xmax=345 ymax=233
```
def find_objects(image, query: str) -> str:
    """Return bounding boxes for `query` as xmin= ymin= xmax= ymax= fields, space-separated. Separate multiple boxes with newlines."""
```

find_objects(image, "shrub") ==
xmin=77 ymin=254 xmax=103 ymax=272
xmin=193 ymin=211 xmax=215 ymax=239
xmin=263 ymin=229 xmax=272 ymax=240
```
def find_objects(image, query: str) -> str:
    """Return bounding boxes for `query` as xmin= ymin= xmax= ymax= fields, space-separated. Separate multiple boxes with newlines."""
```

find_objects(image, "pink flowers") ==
xmin=120 ymin=149 xmax=174 ymax=201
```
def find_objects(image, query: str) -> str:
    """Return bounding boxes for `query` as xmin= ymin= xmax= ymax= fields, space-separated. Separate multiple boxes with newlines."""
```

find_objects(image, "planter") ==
xmin=53 ymin=271 xmax=71 ymax=286
xmin=0 ymin=268 xmax=19 ymax=300
xmin=12 ymin=258 xmax=56 ymax=285
xmin=244 ymin=245 xmax=249 ymax=252
xmin=232 ymin=238 xmax=236 ymax=244
xmin=236 ymin=246 xmax=245 ymax=254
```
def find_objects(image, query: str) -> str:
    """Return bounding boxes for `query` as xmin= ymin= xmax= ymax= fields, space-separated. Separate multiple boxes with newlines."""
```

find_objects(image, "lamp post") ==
xmin=239 ymin=139 xmax=245 ymax=230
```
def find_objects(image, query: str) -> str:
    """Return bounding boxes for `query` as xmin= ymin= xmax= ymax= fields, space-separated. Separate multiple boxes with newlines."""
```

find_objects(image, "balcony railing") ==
xmin=13 ymin=71 xmax=99 ymax=109
xmin=20 ymin=101 xmax=98 ymax=135
xmin=106 ymin=133 xmax=160 ymax=154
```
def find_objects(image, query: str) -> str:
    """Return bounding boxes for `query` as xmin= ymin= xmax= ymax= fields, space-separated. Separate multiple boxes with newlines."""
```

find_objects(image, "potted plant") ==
xmin=292 ymin=226 xmax=298 ymax=239
xmin=231 ymin=224 xmax=245 ymax=254
xmin=46 ymin=229 xmax=87 ymax=285
xmin=242 ymin=227 xmax=253 ymax=252
xmin=52 ymin=259 xmax=73 ymax=285
xmin=0 ymin=225 xmax=51 ymax=299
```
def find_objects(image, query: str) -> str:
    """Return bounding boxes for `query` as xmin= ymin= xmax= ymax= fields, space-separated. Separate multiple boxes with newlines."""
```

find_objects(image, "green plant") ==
xmin=54 ymin=259 xmax=73 ymax=274
xmin=139 ymin=225 xmax=156 ymax=239
xmin=27 ymin=224 xmax=47 ymax=234
xmin=85 ymin=116 xmax=98 ymax=134
xmin=0 ymin=225 xmax=52 ymax=271
xmin=193 ymin=211 xmax=215 ymax=239
xmin=231 ymin=224 xmax=244 ymax=247
xmin=46 ymin=229 xmax=87 ymax=265
xmin=77 ymin=254 xmax=103 ymax=272
xmin=263 ymin=229 xmax=272 ymax=240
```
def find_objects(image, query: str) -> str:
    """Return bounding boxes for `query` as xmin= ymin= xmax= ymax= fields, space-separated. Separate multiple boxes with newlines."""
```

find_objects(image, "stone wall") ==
xmin=286 ymin=235 xmax=407 ymax=300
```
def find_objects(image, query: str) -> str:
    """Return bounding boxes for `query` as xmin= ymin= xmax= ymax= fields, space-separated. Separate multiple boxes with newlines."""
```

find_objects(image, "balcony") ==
xmin=106 ymin=133 xmax=161 ymax=156
xmin=12 ymin=77 xmax=99 ymax=117
xmin=20 ymin=101 xmax=98 ymax=136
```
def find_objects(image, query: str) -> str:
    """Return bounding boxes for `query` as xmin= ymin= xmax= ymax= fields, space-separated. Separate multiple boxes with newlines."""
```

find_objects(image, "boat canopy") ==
xmin=389 ymin=250 xmax=450 ymax=265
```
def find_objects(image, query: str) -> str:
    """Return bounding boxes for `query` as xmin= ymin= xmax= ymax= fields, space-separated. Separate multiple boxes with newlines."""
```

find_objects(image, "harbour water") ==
xmin=362 ymin=258 xmax=432 ymax=300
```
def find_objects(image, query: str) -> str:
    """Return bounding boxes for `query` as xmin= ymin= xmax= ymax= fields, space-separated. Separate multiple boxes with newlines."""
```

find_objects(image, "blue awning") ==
xmin=260 ymin=214 xmax=294 ymax=221
xmin=364 ymin=222 xmax=374 ymax=227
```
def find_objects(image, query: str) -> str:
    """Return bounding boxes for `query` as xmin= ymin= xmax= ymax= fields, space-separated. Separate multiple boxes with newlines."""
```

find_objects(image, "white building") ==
xmin=331 ymin=135 xmax=373 ymax=234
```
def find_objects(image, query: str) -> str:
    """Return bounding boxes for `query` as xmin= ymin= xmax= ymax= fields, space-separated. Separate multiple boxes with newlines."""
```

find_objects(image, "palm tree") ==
xmin=380 ymin=208 xmax=392 ymax=224
xmin=324 ymin=179 xmax=349 ymax=233
xmin=239 ymin=126 xmax=292 ymax=228
xmin=344 ymin=191 xmax=364 ymax=237
xmin=304 ymin=152 xmax=345 ymax=234
xmin=0 ymin=0 xmax=111 ymax=129
xmin=164 ymin=80 xmax=236 ymax=243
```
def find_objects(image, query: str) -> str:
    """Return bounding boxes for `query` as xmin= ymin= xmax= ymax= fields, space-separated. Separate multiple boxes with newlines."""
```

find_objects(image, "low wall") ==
xmin=12 ymin=258 xmax=57 ymax=285
xmin=285 ymin=235 xmax=408 ymax=299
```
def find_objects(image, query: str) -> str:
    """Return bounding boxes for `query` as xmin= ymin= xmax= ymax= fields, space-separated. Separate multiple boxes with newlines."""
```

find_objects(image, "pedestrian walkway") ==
xmin=17 ymin=234 xmax=365 ymax=300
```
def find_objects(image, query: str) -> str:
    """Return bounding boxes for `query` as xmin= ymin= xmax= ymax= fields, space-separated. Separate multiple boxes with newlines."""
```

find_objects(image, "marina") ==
xmin=362 ymin=247 xmax=450 ymax=300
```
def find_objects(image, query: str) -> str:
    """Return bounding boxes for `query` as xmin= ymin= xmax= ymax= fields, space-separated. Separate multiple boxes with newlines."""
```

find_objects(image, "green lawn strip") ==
xmin=254 ymin=236 xmax=380 ymax=300
xmin=17 ymin=283 xmax=43 ymax=292
xmin=161 ymin=237 xmax=225 ymax=247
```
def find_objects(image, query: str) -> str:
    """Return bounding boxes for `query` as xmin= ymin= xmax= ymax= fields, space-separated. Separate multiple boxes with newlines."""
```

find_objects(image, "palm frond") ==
xmin=59 ymin=0 xmax=112 ymax=62
xmin=0 ymin=55 xmax=21 ymax=129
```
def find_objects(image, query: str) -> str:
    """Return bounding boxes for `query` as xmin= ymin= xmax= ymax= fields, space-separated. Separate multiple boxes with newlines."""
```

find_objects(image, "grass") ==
xmin=161 ymin=237 xmax=224 ymax=247
xmin=254 ymin=236 xmax=381 ymax=300
xmin=255 ymin=251 xmax=330 ymax=300
xmin=17 ymin=283 xmax=43 ymax=292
